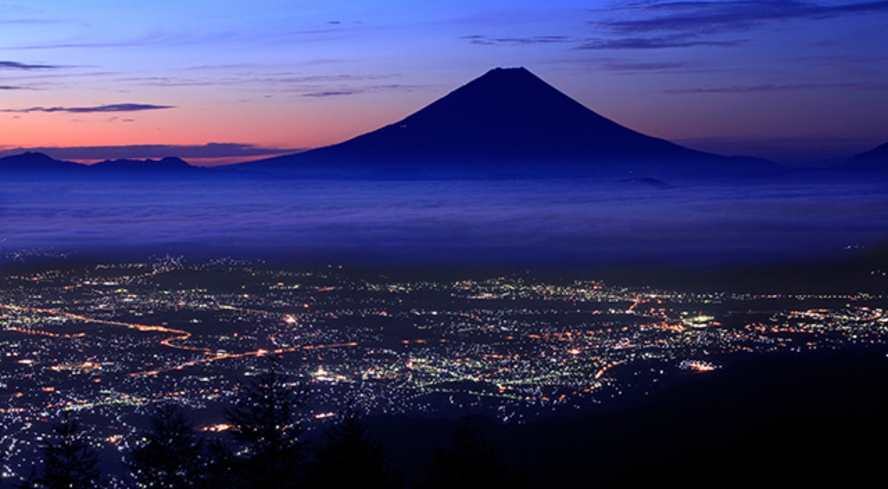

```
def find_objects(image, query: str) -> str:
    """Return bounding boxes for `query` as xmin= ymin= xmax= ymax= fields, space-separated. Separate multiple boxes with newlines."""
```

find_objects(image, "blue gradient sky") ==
xmin=1 ymin=0 xmax=887 ymax=164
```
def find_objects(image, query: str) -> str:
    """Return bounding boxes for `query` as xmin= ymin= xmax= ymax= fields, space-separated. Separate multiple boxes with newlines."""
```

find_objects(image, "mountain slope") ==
xmin=841 ymin=141 xmax=888 ymax=172
xmin=233 ymin=67 xmax=780 ymax=179
xmin=0 ymin=152 xmax=85 ymax=173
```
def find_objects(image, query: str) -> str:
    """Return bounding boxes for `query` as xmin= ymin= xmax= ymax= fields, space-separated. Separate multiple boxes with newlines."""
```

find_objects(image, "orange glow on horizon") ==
xmin=2 ymin=89 xmax=416 ymax=163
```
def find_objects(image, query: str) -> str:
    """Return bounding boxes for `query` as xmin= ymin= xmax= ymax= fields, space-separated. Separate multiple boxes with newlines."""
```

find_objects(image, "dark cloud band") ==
xmin=0 ymin=143 xmax=304 ymax=161
xmin=601 ymin=1 xmax=888 ymax=36
xmin=302 ymin=90 xmax=360 ymax=97
xmin=666 ymin=82 xmax=887 ymax=94
xmin=579 ymin=36 xmax=741 ymax=50
xmin=1 ymin=103 xmax=174 ymax=113
xmin=467 ymin=1 xmax=888 ymax=52
xmin=461 ymin=35 xmax=572 ymax=46
xmin=0 ymin=60 xmax=60 ymax=70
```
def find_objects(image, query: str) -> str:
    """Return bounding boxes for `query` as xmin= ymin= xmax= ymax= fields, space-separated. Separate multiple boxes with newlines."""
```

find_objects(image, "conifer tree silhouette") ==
xmin=422 ymin=416 xmax=508 ymax=489
xmin=305 ymin=409 xmax=400 ymax=488
xmin=128 ymin=404 xmax=205 ymax=488
xmin=204 ymin=438 xmax=240 ymax=489
xmin=38 ymin=414 xmax=101 ymax=489
xmin=224 ymin=362 xmax=305 ymax=489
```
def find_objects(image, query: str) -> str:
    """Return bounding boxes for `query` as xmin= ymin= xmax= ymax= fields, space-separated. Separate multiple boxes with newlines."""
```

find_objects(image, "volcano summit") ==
xmin=232 ymin=67 xmax=781 ymax=180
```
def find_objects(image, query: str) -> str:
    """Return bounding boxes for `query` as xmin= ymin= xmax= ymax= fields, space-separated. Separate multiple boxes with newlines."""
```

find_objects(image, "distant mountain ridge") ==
xmin=230 ymin=67 xmax=783 ymax=179
xmin=0 ymin=151 xmax=84 ymax=172
xmin=840 ymin=142 xmax=888 ymax=172
xmin=0 ymin=153 xmax=202 ymax=176
xmin=90 ymin=157 xmax=196 ymax=173
xmin=6 ymin=67 xmax=883 ymax=180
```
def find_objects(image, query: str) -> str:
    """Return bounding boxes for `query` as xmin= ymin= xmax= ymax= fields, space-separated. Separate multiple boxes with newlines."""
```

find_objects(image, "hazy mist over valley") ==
xmin=2 ymin=176 xmax=886 ymax=273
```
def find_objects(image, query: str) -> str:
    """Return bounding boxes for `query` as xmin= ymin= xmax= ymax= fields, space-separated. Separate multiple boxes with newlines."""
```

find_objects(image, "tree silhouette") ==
xmin=224 ymin=364 xmax=305 ymax=488
xmin=422 ymin=416 xmax=508 ymax=489
xmin=128 ymin=404 xmax=205 ymax=488
xmin=10 ymin=468 xmax=39 ymax=489
xmin=38 ymin=413 xmax=101 ymax=489
xmin=204 ymin=439 xmax=240 ymax=489
xmin=305 ymin=409 xmax=400 ymax=488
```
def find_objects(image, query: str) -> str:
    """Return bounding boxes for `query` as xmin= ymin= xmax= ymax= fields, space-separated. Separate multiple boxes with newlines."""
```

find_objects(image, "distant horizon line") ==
xmin=0 ymin=146 xmax=306 ymax=167
xmin=0 ymin=136 xmax=883 ymax=168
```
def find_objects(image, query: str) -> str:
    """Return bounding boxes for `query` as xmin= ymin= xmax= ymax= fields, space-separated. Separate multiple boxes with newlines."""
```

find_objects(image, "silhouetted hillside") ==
xmin=0 ymin=153 xmax=217 ymax=180
xmin=89 ymin=157 xmax=207 ymax=178
xmin=232 ymin=67 xmax=783 ymax=180
xmin=0 ymin=152 xmax=85 ymax=173
xmin=840 ymin=141 xmax=888 ymax=173
xmin=89 ymin=157 xmax=201 ymax=174
xmin=367 ymin=350 xmax=888 ymax=488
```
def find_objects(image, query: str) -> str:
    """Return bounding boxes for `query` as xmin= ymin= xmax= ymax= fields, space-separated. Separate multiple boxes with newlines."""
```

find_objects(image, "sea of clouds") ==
xmin=1 ymin=177 xmax=886 ymax=268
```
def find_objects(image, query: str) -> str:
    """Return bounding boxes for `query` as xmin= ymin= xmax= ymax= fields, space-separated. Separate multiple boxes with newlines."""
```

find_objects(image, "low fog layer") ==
xmin=1 ymin=178 xmax=885 ymax=268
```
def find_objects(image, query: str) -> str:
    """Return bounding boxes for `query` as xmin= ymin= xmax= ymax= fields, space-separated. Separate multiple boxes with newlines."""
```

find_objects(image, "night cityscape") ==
xmin=3 ymin=1 xmax=888 ymax=487
xmin=1 ymin=256 xmax=887 ymax=485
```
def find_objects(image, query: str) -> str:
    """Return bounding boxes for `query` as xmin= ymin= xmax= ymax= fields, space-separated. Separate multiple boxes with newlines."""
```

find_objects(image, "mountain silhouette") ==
xmin=89 ymin=157 xmax=197 ymax=173
xmin=0 ymin=152 xmax=210 ymax=179
xmin=0 ymin=152 xmax=84 ymax=173
xmin=232 ymin=67 xmax=781 ymax=179
xmin=841 ymin=141 xmax=888 ymax=173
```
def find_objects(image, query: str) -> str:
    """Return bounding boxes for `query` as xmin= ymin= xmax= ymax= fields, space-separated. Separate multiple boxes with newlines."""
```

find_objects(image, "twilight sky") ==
xmin=1 ymin=0 xmax=887 ymax=165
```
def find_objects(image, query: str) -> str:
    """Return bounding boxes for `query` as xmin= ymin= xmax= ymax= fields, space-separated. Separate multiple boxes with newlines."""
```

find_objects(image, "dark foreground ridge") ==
xmin=231 ymin=67 xmax=784 ymax=180
xmin=15 ymin=350 xmax=888 ymax=487
xmin=370 ymin=350 xmax=888 ymax=488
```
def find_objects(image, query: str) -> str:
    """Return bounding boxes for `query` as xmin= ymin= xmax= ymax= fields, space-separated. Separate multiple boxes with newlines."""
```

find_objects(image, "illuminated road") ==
xmin=1 ymin=303 xmax=210 ymax=353
xmin=129 ymin=341 xmax=359 ymax=377
xmin=0 ymin=303 xmax=358 ymax=377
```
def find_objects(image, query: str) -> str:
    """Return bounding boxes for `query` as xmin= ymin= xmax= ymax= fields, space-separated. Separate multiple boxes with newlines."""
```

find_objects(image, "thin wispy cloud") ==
xmin=0 ymin=18 xmax=58 ymax=25
xmin=0 ymin=143 xmax=303 ymax=161
xmin=273 ymin=73 xmax=399 ymax=84
xmin=0 ymin=4 xmax=58 ymax=25
xmin=1 ymin=103 xmax=174 ymax=113
xmin=598 ymin=61 xmax=691 ymax=72
xmin=601 ymin=1 xmax=888 ymax=36
xmin=582 ymin=0 xmax=888 ymax=50
xmin=461 ymin=35 xmax=573 ymax=46
xmin=666 ymin=81 xmax=887 ymax=93
xmin=115 ymin=76 xmax=219 ymax=88
xmin=0 ymin=60 xmax=60 ymax=70
xmin=300 ymin=83 xmax=421 ymax=97
xmin=114 ymin=72 xmax=403 ymax=93
xmin=578 ymin=36 xmax=741 ymax=50
xmin=462 ymin=1 xmax=888 ymax=52
xmin=302 ymin=90 xmax=360 ymax=97
xmin=5 ymin=25 xmax=344 ymax=52
xmin=5 ymin=30 xmax=209 ymax=51
xmin=461 ymin=31 xmax=741 ymax=52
